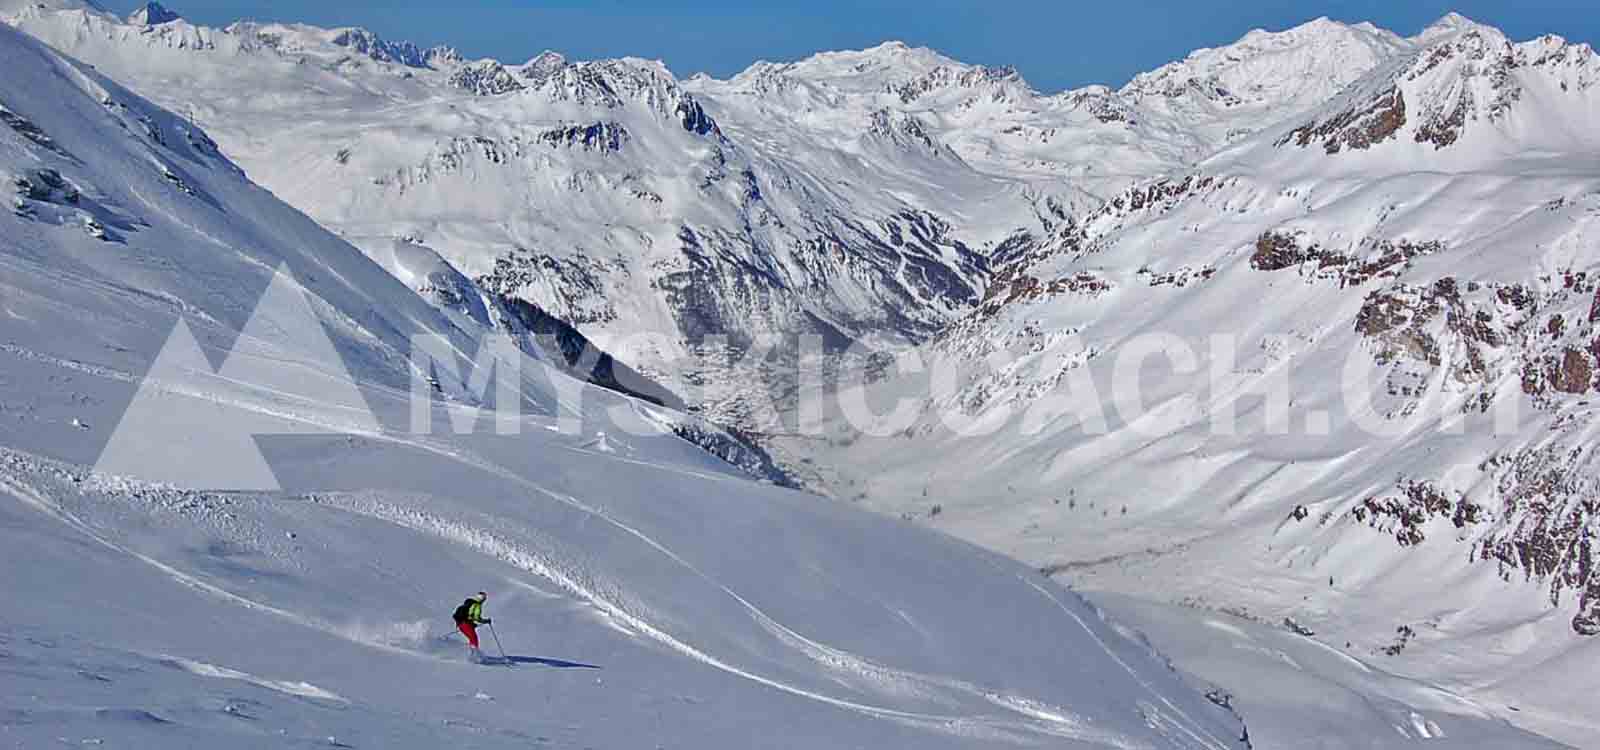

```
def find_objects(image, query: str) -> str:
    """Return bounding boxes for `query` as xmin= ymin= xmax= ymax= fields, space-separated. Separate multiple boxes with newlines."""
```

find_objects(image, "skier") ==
xmin=452 ymin=591 xmax=492 ymax=656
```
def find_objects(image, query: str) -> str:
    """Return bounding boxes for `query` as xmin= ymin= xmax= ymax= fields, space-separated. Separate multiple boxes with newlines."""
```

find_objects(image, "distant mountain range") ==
xmin=5 ymin=2 xmax=1599 ymax=743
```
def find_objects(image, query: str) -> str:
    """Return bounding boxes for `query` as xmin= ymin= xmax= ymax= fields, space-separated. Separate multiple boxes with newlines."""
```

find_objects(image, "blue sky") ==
xmin=110 ymin=1 xmax=1598 ymax=93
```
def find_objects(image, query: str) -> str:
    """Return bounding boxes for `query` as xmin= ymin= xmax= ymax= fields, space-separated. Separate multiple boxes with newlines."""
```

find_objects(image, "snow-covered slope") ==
xmin=6 ymin=2 xmax=1598 ymax=744
xmin=0 ymin=20 xmax=1253 ymax=749
xmin=777 ymin=14 xmax=1600 ymax=746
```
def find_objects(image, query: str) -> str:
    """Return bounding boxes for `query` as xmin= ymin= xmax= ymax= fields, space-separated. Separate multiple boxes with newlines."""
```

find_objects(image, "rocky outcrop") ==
xmin=668 ymin=421 xmax=799 ymax=489
xmin=448 ymin=60 xmax=525 ymax=96
xmin=894 ymin=63 xmax=1024 ymax=104
xmin=328 ymin=27 xmax=456 ymax=69
xmin=674 ymin=95 xmax=718 ymax=136
xmin=1352 ymin=480 xmax=1483 ymax=546
xmin=1249 ymin=232 xmax=1443 ymax=286
xmin=1346 ymin=448 xmax=1598 ymax=636
xmin=867 ymin=109 xmax=947 ymax=156
xmin=1 ymin=102 xmax=71 ymax=158
xmin=1281 ymin=87 xmax=1406 ymax=153
xmin=481 ymin=250 xmax=621 ymax=328
xmin=1576 ymin=588 xmax=1600 ymax=635
xmin=537 ymin=122 xmax=629 ymax=152
xmin=12 ymin=168 xmax=79 ymax=204
xmin=127 ymin=2 xmax=180 ymax=26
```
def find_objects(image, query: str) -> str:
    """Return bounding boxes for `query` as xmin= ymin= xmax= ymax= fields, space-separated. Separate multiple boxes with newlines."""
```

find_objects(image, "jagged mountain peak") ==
xmin=1414 ymin=12 xmax=1515 ymax=53
xmin=324 ymin=25 xmax=459 ymax=69
xmin=127 ymin=1 xmax=179 ymax=26
xmin=519 ymin=54 xmax=695 ymax=112
xmin=521 ymin=49 xmax=567 ymax=76
xmin=1269 ymin=14 xmax=1600 ymax=161
xmin=1414 ymin=11 xmax=1498 ymax=42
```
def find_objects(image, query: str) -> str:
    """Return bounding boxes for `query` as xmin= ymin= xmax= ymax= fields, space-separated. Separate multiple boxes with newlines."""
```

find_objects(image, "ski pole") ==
xmin=488 ymin=622 xmax=508 ymax=660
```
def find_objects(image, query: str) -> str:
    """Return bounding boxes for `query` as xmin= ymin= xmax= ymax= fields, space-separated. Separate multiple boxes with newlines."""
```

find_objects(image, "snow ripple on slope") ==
xmin=155 ymin=655 xmax=347 ymax=703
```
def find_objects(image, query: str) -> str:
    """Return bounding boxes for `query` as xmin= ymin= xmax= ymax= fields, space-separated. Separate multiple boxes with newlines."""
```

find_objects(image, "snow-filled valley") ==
xmin=0 ymin=18 xmax=1254 ymax=748
xmin=3 ymin=0 xmax=1599 ymax=747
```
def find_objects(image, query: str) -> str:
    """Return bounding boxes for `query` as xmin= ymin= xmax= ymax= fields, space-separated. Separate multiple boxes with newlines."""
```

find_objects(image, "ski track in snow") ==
xmin=154 ymin=654 xmax=347 ymax=703
xmin=1 ymin=443 xmax=1161 ymax=747
xmin=0 ymin=251 xmax=230 ymax=331
xmin=311 ymin=492 xmax=1138 ymax=745
xmin=1011 ymin=572 xmax=1235 ymax=750
xmin=0 ymin=467 xmax=426 ymax=662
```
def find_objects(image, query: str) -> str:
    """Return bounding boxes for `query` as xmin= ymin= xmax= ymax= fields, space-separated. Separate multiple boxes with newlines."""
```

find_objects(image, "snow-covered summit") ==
xmin=727 ymin=39 xmax=1033 ymax=106
xmin=0 ymin=0 xmax=105 ymax=13
xmin=1269 ymin=11 xmax=1600 ymax=164
xmin=1121 ymin=16 xmax=1404 ymax=108
xmin=1414 ymin=11 xmax=1499 ymax=43
xmin=127 ymin=1 xmax=178 ymax=26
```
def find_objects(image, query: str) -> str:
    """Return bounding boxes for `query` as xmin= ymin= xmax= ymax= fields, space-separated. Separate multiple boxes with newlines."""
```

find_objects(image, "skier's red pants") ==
xmin=458 ymin=621 xmax=479 ymax=648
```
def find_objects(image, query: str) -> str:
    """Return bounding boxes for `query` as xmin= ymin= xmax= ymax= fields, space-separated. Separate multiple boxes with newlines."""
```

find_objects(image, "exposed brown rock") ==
xmin=1498 ymin=284 xmax=1535 ymax=311
xmin=1415 ymin=88 xmax=1470 ymax=148
xmin=1109 ymin=175 xmax=1215 ymax=213
xmin=980 ymin=271 xmax=1110 ymax=312
xmin=1577 ymin=583 xmax=1600 ymax=636
xmin=1361 ymin=449 xmax=1600 ymax=636
xmin=1550 ymin=347 xmax=1594 ymax=394
xmin=1354 ymin=293 xmax=1409 ymax=337
xmin=1141 ymin=265 xmax=1216 ymax=288
xmin=1355 ymin=287 xmax=1444 ymax=367
xmin=1281 ymin=88 xmax=1407 ymax=154
xmin=1250 ymin=232 xmax=1303 ymax=271
xmin=1252 ymin=233 xmax=1442 ymax=288
xmin=1476 ymin=448 xmax=1600 ymax=634
xmin=1355 ymin=480 xmax=1459 ymax=546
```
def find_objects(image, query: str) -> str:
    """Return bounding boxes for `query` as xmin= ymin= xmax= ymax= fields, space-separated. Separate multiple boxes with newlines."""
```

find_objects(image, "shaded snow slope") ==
xmin=0 ymin=22 xmax=1244 ymax=749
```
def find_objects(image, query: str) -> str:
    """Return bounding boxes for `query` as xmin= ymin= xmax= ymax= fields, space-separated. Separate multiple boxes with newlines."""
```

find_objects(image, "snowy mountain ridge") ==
xmin=0 ymin=1 xmax=1445 ymax=415
xmin=6 ymin=4 xmax=1600 ymax=745
xmin=0 ymin=1 xmax=1008 ymax=422
xmin=0 ymin=19 xmax=1258 ymax=749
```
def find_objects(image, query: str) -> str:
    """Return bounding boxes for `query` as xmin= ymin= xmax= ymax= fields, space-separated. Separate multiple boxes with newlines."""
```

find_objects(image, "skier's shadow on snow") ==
xmin=502 ymin=655 xmax=602 ymax=670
